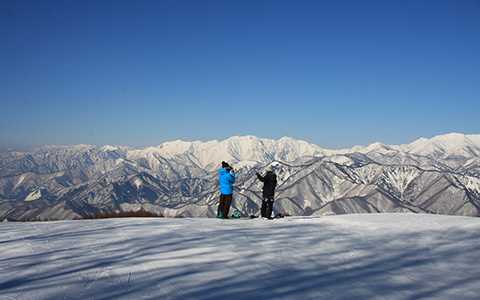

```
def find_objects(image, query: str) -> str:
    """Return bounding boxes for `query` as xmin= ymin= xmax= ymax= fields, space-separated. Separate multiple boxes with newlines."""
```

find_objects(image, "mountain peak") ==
xmin=100 ymin=145 xmax=120 ymax=152
xmin=223 ymin=135 xmax=263 ymax=143
xmin=403 ymin=132 xmax=480 ymax=157
xmin=278 ymin=136 xmax=296 ymax=141
xmin=431 ymin=132 xmax=467 ymax=142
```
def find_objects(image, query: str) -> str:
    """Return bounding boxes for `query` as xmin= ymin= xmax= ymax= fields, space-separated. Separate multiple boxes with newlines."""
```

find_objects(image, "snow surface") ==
xmin=24 ymin=189 xmax=42 ymax=202
xmin=1 ymin=214 xmax=479 ymax=300
xmin=14 ymin=174 xmax=27 ymax=190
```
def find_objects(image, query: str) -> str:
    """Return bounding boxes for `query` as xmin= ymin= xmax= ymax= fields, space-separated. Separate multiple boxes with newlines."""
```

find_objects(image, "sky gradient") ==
xmin=1 ymin=0 xmax=480 ymax=149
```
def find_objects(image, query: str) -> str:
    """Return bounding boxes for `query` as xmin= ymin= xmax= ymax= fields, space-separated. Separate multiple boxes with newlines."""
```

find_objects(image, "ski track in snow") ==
xmin=1 ymin=214 xmax=480 ymax=300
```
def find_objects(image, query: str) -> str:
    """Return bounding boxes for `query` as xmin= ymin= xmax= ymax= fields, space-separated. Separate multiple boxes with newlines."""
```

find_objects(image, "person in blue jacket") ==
xmin=217 ymin=161 xmax=236 ymax=219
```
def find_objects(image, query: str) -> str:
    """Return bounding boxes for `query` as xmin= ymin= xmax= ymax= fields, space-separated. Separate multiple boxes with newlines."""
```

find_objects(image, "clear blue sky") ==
xmin=1 ymin=0 xmax=479 ymax=149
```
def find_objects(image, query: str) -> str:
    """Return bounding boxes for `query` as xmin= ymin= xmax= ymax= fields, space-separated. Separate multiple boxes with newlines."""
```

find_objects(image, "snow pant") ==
xmin=217 ymin=194 xmax=232 ymax=218
xmin=261 ymin=197 xmax=274 ymax=218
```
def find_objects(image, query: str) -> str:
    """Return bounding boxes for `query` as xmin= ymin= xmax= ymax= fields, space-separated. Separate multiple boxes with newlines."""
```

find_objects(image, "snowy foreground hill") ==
xmin=1 ymin=214 xmax=479 ymax=300
xmin=1 ymin=133 xmax=480 ymax=220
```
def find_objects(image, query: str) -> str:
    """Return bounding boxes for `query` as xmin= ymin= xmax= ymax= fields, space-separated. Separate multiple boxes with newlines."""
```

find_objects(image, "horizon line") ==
xmin=1 ymin=132 xmax=479 ymax=152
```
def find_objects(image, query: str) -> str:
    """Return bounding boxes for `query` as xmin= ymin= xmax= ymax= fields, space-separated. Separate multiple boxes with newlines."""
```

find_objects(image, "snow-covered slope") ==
xmin=400 ymin=133 xmax=480 ymax=157
xmin=1 ymin=214 xmax=479 ymax=300
xmin=345 ymin=133 xmax=480 ymax=157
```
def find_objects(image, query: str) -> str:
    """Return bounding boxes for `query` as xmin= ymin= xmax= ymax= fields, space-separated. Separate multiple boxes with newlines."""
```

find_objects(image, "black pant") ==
xmin=217 ymin=194 xmax=232 ymax=218
xmin=261 ymin=197 xmax=274 ymax=218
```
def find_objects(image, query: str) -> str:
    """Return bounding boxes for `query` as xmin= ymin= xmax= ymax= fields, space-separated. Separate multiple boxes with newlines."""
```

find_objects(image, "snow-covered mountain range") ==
xmin=1 ymin=133 xmax=480 ymax=220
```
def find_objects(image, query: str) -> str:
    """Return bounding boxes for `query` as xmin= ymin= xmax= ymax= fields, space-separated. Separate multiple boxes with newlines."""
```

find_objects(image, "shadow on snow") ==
xmin=1 ymin=218 xmax=479 ymax=300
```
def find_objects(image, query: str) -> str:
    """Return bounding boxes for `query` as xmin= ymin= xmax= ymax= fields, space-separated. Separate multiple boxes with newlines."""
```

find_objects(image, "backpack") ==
xmin=232 ymin=210 xmax=242 ymax=219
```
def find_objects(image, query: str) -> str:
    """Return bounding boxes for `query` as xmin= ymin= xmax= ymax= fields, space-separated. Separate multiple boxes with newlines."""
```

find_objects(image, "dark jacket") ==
xmin=257 ymin=171 xmax=277 ymax=198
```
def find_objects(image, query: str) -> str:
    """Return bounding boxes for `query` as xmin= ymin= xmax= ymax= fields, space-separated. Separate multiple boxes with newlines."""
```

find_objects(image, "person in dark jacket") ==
xmin=256 ymin=168 xmax=277 ymax=219
xmin=217 ymin=161 xmax=236 ymax=219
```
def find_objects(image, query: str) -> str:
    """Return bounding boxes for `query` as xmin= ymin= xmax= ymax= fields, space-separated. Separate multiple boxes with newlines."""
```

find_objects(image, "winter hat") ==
xmin=221 ymin=161 xmax=229 ymax=168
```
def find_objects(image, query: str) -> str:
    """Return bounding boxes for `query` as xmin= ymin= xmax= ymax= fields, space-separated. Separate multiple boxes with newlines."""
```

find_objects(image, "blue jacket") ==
xmin=218 ymin=167 xmax=235 ymax=195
